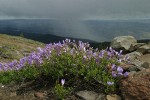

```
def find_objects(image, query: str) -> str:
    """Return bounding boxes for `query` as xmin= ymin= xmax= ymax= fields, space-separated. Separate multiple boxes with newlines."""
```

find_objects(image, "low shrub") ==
xmin=0 ymin=39 xmax=129 ymax=99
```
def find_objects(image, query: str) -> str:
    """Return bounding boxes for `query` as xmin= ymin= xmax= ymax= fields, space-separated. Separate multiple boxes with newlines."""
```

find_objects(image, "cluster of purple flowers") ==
xmin=0 ymin=39 xmax=129 ymax=81
xmin=0 ymin=44 xmax=53 ymax=71
xmin=111 ymin=65 xmax=128 ymax=78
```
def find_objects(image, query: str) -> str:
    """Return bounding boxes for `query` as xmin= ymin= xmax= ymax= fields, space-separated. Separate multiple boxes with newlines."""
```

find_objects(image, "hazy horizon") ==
xmin=0 ymin=0 xmax=150 ymax=41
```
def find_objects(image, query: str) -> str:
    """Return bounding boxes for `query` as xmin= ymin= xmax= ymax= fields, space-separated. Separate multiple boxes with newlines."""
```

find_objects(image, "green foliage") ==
xmin=0 ymin=66 xmax=39 ymax=84
xmin=1 ymin=51 xmax=118 ymax=93
xmin=53 ymin=83 xmax=72 ymax=100
xmin=0 ymin=40 xmax=129 ymax=97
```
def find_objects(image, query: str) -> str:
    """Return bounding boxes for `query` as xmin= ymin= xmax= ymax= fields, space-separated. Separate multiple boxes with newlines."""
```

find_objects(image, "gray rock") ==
xmin=130 ymin=43 xmax=145 ymax=52
xmin=128 ymin=66 xmax=140 ymax=72
xmin=111 ymin=36 xmax=137 ymax=52
xmin=141 ymin=62 xmax=150 ymax=69
xmin=136 ymin=44 xmax=150 ymax=54
xmin=129 ymin=71 xmax=137 ymax=75
xmin=96 ymin=94 xmax=106 ymax=100
xmin=126 ymin=51 xmax=142 ymax=60
xmin=128 ymin=59 xmax=150 ymax=71
xmin=76 ymin=90 xmax=106 ymax=100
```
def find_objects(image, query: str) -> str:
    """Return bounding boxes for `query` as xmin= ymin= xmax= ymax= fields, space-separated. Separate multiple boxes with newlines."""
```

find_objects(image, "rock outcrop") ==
xmin=136 ymin=44 xmax=150 ymax=54
xmin=111 ymin=36 xmax=137 ymax=52
xmin=111 ymin=35 xmax=150 ymax=100
xmin=119 ymin=68 xmax=150 ymax=100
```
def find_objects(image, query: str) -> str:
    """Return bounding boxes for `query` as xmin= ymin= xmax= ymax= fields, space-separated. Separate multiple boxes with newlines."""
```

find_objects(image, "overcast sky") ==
xmin=0 ymin=0 xmax=150 ymax=20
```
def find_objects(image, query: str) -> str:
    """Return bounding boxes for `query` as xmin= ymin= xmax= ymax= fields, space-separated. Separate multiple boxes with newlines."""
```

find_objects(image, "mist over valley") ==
xmin=0 ymin=19 xmax=150 ymax=43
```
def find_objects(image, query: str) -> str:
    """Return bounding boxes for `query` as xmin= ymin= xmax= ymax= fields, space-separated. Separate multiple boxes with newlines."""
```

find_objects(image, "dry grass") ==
xmin=0 ymin=34 xmax=45 ymax=63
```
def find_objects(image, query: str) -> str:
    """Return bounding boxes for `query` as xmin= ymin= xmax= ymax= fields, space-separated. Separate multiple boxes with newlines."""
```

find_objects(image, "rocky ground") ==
xmin=111 ymin=36 xmax=150 ymax=100
xmin=0 ymin=35 xmax=150 ymax=100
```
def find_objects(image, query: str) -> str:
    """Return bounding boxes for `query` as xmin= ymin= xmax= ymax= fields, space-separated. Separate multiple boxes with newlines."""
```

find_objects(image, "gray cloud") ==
xmin=0 ymin=0 xmax=150 ymax=19
xmin=0 ymin=0 xmax=150 ymax=41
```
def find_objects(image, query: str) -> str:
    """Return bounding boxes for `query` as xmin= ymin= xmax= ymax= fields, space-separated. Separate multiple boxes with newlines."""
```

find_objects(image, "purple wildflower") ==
xmin=123 ymin=72 xmax=129 ymax=77
xmin=115 ymin=51 xmax=119 ymax=55
xmin=109 ymin=47 xmax=113 ymax=51
xmin=119 ymin=50 xmax=123 ymax=54
xmin=117 ymin=66 xmax=123 ymax=73
xmin=95 ymin=58 xmax=99 ymax=63
xmin=16 ymin=63 xmax=24 ymax=70
xmin=107 ymin=51 xmax=111 ymax=56
xmin=20 ymin=57 xmax=27 ymax=65
xmin=83 ymin=55 xmax=87 ymax=59
xmin=117 ymin=72 xmax=123 ymax=76
xmin=93 ymin=52 xmax=97 ymax=57
xmin=99 ymin=50 xmax=105 ymax=58
xmin=79 ymin=41 xmax=85 ymax=51
xmin=107 ymin=81 xmax=114 ymax=86
xmin=3 ymin=64 xmax=9 ymax=71
xmin=111 ymin=64 xmax=116 ymax=70
xmin=37 ymin=47 xmax=44 ymax=55
xmin=0 ymin=63 xmax=3 ymax=71
xmin=118 ymin=59 xmax=122 ymax=62
xmin=61 ymin=79 xmax=65 ymax=86
xmin=112 ymin=71 xmax=117 ymax=77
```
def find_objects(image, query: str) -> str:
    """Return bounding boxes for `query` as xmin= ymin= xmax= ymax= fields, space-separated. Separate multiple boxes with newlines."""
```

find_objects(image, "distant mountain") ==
xmin=84 ymin=19 xmax=150 ymax=41
xmin=0 ymin=32 xmax=97 ymax=44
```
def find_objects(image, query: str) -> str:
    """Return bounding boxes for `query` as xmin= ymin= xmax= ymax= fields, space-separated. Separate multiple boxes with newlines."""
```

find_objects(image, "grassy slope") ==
xmin=0 ymin=34 xmax=44 ymax=63
xmin=0 ymin=33 xmax=148 ymax=63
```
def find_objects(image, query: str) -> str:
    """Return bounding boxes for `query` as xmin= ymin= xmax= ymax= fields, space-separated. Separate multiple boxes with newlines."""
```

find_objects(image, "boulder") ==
xmin=119 ymin=68 xmax=150 ymax=100
xmin=111 ymin=36 xmax=137 ymax=52
xmin=136 ymin=44 xmax=150 ymax=54
xmin=126 ymin=51 xmax=142 ymax=61
xmin=139 ymin=54 xmax=150 ymax=70
xmin=139 ymin=54 xmax=150 ymax=64
xmin=129 ymin=59 xmax=145 ymax=71
xmin=141 ymin=62 xmax=150 ymax=69
xmin=120 ymin=63 xmax=135 ymax=71
xmin=130 ymin=43 xmax=145 ymax=52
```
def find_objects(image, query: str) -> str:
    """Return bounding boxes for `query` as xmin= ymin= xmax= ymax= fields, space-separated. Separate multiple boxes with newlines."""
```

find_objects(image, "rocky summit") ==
xmin=110 ymin=35 xmax=150 ymax=100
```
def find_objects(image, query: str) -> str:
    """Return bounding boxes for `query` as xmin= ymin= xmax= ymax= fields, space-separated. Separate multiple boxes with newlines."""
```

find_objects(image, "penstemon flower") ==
xmin=107 ymin=81 xmax=114 ymax=86
xmin=123 ymin=72 xmax=129 ymax=77
xmin=111 ymin=64 xmax=116 ymax=70
xmin=61 ymin=79 xmax=65 ymax=86
xmin=112 ymin=71 xmax=117 ymax=77
xmin=117 ymin=66 xmax=123 ymax=73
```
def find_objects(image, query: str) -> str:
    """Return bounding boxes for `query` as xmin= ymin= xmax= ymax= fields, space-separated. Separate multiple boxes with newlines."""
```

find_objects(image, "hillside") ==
xmin=0 ymin=33 xmax=149 ymax=63
xmin=0 ymin=34 xmax=149 ymax=99
xmin=0 ymin=19 xmax=150 ymax=42
xmin=0 ymin=34 xmax=44 ymax=63
xmin=0 ymin=34 xmax=149 ymax=63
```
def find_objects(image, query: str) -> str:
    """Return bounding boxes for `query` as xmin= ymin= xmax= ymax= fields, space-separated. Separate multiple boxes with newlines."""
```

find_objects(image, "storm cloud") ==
xmin=0 ymin=0 xmax=150 ymax=41
xmin=0 ymin=0 xmax=150 ymax=19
